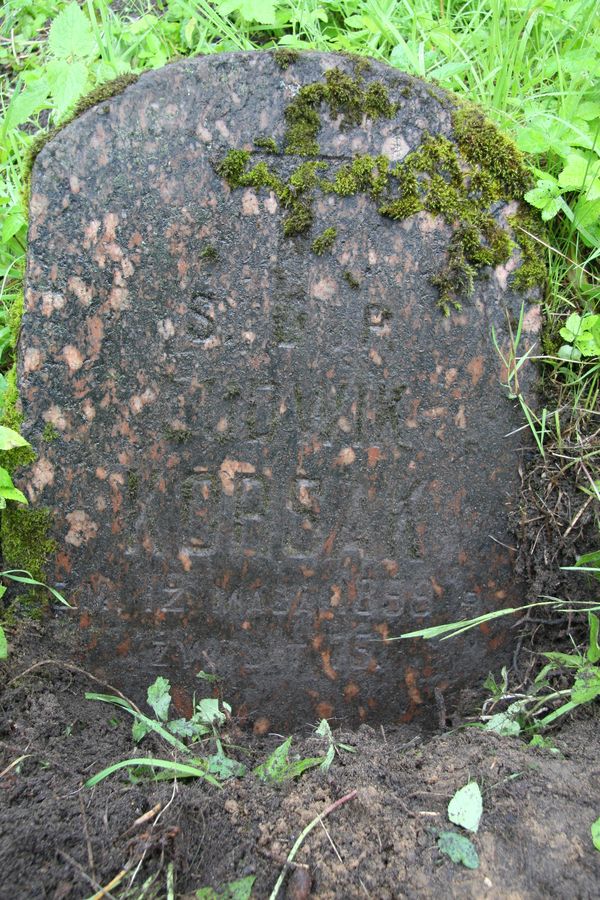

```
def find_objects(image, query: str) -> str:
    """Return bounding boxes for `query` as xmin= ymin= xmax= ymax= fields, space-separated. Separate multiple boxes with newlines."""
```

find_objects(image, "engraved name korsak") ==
xmin=18 ymin=51 xmax=541 ymax=729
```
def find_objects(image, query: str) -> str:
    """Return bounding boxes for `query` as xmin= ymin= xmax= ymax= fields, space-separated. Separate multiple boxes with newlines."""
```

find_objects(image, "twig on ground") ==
xmin=269 ymin=790 xmax=358 ymax=900
xmin=0 ymin=754 xmax=30 ymax=779
xmin=57 ymin=850 xmax=114 ymax=899
xmin=79 ymin=792 xmax=96 ymax=880
xmin=122 ymin=802 xmax=162 ymax=837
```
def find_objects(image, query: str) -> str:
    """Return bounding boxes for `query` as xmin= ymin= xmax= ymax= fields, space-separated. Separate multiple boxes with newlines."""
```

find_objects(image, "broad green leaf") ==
xmin=448 ymin=782 xmax=483 ymax=833
xmin=1 ymin=210 xmax=26 ymax=244
xmin=577 ymin=102 xmax=600 ymax=121
xmin=573 ymin=197 xmax=600 ymax=228
xmin=0 ymin=426 xmax=30 ymax=450
xmin=196 ymin=875 xmax=255 ymax=900
xmin=0 ymin=485 xmax=28 ymax=505
xmin=147 ymin=676 xmax=171 ymax=721
xmin=515 ymin=126 xmax=550 ymax=154
xmin=218 ymin=0 xmax=276 ymax=24
xmin=46 ymin=59 xmax=89 ymax=117
xmin=48 ymin=2 xmax=96 ymax=60
xmin=558 ymin=344 xmax=581 ymax=361
xmin=592 ymin=817 xmax=600 ymax=851
xmin=571 ymin=667 xmax=600 ymax=704
xmin=0 ymin=624 xmax=7 ymax=660
xmin=438 ymin=831 xmax=479 ymax=868
xmin=484 ymin=711 xmax=521 ymax=736
xmin=207 ymin=751 xmax=246 ymax=780
xmin=254 ymin=737 xmax=292 ymax=782
xmin=589 ymin=615 xmax=600 ymax=664
xmin=196 ymin=697 xmax=227 ymax=727
xmin=132 ymin=720 xmax=151 ymax=742
xmin=2 ymin=80 xmax=49 ymax=131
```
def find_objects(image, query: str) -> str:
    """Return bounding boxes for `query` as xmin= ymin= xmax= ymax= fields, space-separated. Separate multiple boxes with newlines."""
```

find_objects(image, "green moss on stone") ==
xmin=283 ymin=67 xmax=395 ymax=156
xmin=42 ymin=422 xmax=59 ymax=442
xmin=216 ymin=66 xmax=544 ymax=314
xmin=23 ymin=73 xmax=139 ymax=203
xmin=200 ymin=243 xmax=219 ymax=261
xmin=452 ymin=104 xmax=531 ymax=200
xmin=509 ymin=211 xmax=547 ymax=292
xmin=254 ymin=136 xmax=279 ymax=153
xmin=273 ymin=48 xmax=299 ymax=70
xmin=1 ymin=506 xmax=56 ymax=584
xmin=343 ymin=270 xmax=361 ymax=288
xmin=312 ymin=227 xmax=337 ymax=255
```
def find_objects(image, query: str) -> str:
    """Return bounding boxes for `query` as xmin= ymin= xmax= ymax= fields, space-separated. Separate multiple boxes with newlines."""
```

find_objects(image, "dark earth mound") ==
xmin=1 ymin=626 xmax=599 ymax=899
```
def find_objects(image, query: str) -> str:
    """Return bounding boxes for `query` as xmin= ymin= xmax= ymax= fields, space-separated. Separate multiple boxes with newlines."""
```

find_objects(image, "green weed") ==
xmin=85 ymin=676 xmax=329 ymax=788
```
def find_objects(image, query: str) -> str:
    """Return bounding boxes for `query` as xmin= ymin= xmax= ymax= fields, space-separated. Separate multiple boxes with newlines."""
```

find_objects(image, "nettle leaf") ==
xmin=484 ymin=710 xmax=521 ymax=736
xmin=524 ymin=180 xmax=562 ymax=221
xmin=48 ymin=2 xmax=97 ymax=61
xmin=592 ymin=817 xmax=600 ymax=851
xmin=588 ymin=614 xmax=600 ymax=664
xmin=0 ymin=426 xmax=30 ymax=451
xmin=207 ymin=751 xmax=246 ymax=780
xmin=146 ymin=676 xmax=171 ymax=721
xmin=559 ymin=312 xmax=583 ymax=342
xmin=571 ymin=667 xmax=600 ymax=704
xmin=196 ymin=697 xmax=227 ymax=727
xmin=559 ymin=153 xmax=600 ymax=199
xmin=218 ymin=0 xmax=276 ymax=25
xmin=438 ymin=831 xmax=479 ymax=869
xmin=3 ymin=79 xmax=49 ymax=130
xmin=448 ymin=782 xmax=483 ymax=833
xmin=254 ymin=738 xmax=321 ymax=783
xmin=46 ymin=59 xmax=89 ymax=117
xmin=132 ymin=720 xmax=151 ymax=742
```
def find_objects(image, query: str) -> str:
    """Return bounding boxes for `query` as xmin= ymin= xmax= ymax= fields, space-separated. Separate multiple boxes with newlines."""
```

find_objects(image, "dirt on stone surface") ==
xmin=1 ymin=625 xmax=599 ymax=900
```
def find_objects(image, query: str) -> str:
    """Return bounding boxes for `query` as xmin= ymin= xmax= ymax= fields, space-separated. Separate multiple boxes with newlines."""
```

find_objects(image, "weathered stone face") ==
xmin=19 ymin=52 xmax=540 ymax=728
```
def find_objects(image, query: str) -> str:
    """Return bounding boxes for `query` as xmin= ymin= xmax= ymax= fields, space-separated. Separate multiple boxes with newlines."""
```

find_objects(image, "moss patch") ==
xmin=1 ymin=506 xmax=57 ymax=617
xmin=282 ymin=66 xmax=396 ymax=156
xmin=217 ymin=66 xmax=543 ymax=314
xmin=273 ymin=48 xmax=299 ymax=70
xmin=23 ymin=73 xmax=139 ymax=202
xmin=312 ymin=227 xmax=337 ymax=255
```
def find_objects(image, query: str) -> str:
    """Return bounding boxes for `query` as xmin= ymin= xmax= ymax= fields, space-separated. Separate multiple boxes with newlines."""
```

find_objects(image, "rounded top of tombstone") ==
xmin=21 ymin=50 xmax=543 ymax=728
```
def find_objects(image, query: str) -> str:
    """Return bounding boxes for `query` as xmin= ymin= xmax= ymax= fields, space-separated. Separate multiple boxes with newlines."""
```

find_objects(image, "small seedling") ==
xmin=254 ymin=736 xmax=322 ymax=784
xmin=196 ymin=875 xmax=255 ymax=899
xmin=437 ymin=831 xmax=479 ymax=869
xmin=314 ymin=718 xmax=356 ymax=772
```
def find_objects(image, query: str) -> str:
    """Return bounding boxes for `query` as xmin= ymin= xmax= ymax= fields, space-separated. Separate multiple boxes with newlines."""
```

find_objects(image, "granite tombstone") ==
xmin=16 ymin=52 xmax=541 ymax=728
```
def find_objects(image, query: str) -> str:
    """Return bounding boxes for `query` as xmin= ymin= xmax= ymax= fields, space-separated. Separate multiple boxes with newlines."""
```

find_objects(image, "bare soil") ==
xmin=1 ymin=625 xmax=599 ymax=900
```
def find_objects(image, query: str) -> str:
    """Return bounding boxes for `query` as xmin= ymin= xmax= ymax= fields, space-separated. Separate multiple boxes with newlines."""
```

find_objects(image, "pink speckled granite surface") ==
xmin=19 ymin=52 xmax=541 ymax=728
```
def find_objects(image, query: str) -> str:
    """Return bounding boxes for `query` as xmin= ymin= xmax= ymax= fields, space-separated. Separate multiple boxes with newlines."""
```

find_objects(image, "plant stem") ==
xmin=269 ymin=790 xmax=358 ymax=900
